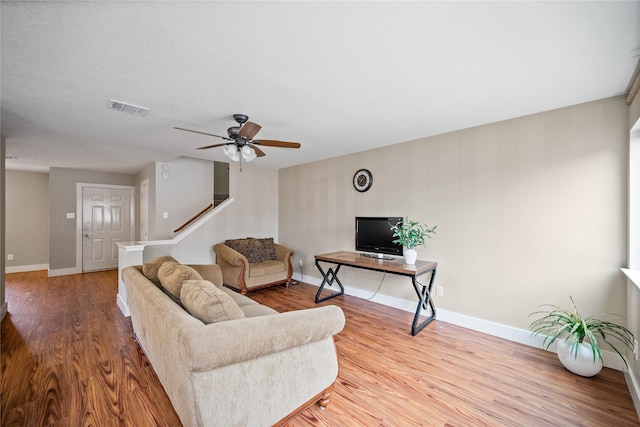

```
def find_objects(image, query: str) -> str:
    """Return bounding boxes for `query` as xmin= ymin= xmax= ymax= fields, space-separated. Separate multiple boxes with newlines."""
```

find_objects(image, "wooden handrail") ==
xmin=173 ymin=203 xmax=214 ymax=233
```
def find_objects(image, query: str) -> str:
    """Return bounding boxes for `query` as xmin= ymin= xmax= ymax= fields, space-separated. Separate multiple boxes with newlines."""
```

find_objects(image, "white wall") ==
xmin=145 ymin=162 xmax=279 ymax=264
xmin=153 ymin=157 xmax=214 ymax=240
xmin=280 ymin=97 xmax=628 ymax=330
xmin=624 ymin=88 xmax=640 ymax=413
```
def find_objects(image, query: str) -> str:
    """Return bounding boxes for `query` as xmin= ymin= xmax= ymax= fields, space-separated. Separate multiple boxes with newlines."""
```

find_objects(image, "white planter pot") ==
xmin=403 ymin=248 xmax=417 ymax=265
xmin=556 ymin=339 xmax=603 ymax=377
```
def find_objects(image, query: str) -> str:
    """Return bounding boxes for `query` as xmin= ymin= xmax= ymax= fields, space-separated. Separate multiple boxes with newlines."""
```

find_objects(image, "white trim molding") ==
xmin=116 ymin=197 xmax=234 ymax=316
xmin=48 ymin=267 xmax=83 ymax=277
xmin=295 ymin=272 xmax=629 ymax=372
xmin=5 ymin=263 xmax=49 ymax=274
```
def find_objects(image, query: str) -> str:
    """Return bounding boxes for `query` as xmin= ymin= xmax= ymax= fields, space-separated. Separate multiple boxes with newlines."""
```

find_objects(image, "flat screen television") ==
xmin=355 ymin=216 xmax=403 ymax=258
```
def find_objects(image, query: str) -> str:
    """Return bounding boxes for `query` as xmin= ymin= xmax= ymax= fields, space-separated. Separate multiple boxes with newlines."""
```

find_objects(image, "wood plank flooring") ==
xmin=2 ymin=270 xmax=639 ymax=426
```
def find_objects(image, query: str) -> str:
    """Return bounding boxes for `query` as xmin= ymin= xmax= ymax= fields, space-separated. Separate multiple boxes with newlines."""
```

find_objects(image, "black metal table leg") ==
xmin=314 ymin=259 xmax=345 ymax=303
xmin=410 ymin=268 xmax=437 ymax=336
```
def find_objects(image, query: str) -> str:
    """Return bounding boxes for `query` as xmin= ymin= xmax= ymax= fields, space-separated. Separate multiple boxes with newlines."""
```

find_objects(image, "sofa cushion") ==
xmin=180 ymin=279 xmax=246 ymax=323
xmin=225 ymin=237 xmax=276 ymax=263
xmin=221 ymin=287 xmax=259 ymax=307
xmin=142 ymin=255 xmax=179 ymax=286
xmin=158 ymin=262 xmax=203 ymax=300
xmin=248 ymin=260 xmax=286 ymax=278
xmin=241 ymin=304 xmax=279 ymax=318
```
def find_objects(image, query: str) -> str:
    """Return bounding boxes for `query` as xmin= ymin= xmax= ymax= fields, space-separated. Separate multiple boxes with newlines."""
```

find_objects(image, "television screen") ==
xmin=355 ymin=217 xmax=403 ymax=257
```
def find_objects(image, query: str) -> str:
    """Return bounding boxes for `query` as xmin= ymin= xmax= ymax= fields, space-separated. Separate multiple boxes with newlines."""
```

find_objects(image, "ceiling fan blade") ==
xmin=253 ymin=139 xmax=301 ymax=149
xmin=174 ymin=127 xmax=230 ymax=140
xmin=238 ymin=121 xmax=261 ymax=139
xmin=197 ymin=143 xmax=230 ymax=150
xmin=249 ymin=144 xmax=266 ymax=157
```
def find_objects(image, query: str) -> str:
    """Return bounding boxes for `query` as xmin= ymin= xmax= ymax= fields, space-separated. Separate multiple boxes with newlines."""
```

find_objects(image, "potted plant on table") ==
xmin=529 ymin=296 xmax=635 ymax=377
xmin=390 ymin=217 xmax=437 ymax=265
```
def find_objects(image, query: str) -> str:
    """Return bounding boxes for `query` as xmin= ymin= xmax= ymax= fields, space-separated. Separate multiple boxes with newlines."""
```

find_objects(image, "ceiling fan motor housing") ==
xmin=233 ymin=114 xmax=249 ymax=125
xmin=227 ymin=126 xmax=240 ymax=139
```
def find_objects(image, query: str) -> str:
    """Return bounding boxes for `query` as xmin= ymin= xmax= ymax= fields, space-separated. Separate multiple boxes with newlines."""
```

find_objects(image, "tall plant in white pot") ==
xmin=390 ymin=217 xmax=436 ymax=265
xmin=529 ymin=296 xmax=634 ymax=377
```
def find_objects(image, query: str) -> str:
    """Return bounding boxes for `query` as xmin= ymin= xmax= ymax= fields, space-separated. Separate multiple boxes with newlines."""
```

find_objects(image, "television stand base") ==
xmin=360 ymin=253 xmax=395 ymax=260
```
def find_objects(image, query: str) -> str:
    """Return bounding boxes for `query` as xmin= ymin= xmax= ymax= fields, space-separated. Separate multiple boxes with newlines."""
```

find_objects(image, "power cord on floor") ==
xmin=290 ymin=259 xmax=304 ymax=285
xmin=364 ymin=273 xmax=386 ymax=300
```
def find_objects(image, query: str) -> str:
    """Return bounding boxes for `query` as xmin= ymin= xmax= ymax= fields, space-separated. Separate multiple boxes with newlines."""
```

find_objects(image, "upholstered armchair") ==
xmin=213 ymin=237 xmax=294 ymax=294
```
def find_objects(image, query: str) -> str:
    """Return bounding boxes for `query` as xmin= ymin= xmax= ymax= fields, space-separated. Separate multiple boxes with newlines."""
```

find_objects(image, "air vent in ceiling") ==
xmin=107 ymin=99 xmax=149 ymax=117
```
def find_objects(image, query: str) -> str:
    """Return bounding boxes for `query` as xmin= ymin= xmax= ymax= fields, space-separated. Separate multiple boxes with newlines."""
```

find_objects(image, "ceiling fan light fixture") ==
xmin=223 ymin=145 xmax=240 ymax=161
xmin=242 ymin=145 xmax=256 ymax=161
xmin=175 ymin=114 xmax=300 ymax=168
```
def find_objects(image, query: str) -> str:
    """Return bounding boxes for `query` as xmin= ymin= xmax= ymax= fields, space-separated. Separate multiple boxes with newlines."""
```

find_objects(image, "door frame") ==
xmin=140 ymin=178 xmax=149 ymax=241
xmin=75 ymin=183 xmax=136 ymax=273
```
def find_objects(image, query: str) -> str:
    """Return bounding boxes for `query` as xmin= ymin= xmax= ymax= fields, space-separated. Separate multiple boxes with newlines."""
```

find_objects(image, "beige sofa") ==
xmin=122 ymin=258 xmax=345 ymax=427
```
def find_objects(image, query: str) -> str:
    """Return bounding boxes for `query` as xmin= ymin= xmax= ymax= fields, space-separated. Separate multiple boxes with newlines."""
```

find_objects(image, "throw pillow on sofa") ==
xmin=180 ymin=279 xmax=246 ymax=323
xmin=158 ymin=262 xmax=203 ymax=300
xmin=142 ymin=255 xmax=178 ymax=286
xmin=225 ymin=237 xmax=276 ymax=263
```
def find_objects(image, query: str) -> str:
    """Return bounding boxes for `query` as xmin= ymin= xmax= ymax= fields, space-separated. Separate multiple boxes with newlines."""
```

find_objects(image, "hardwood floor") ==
xmin=2 ymin=270 xmax=639 ymax=426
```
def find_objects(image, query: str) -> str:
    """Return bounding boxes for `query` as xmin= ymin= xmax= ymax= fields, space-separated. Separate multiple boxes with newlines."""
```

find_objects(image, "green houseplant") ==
xmin=529 ymin=296 xmax=635 ymax=376
xmin=390 ymin=217 xmax=436 ymax=265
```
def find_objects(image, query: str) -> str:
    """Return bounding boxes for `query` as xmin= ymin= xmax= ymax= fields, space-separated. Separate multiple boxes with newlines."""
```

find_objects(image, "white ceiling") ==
xmin=2 ymin=1 xmax=639 ymax=174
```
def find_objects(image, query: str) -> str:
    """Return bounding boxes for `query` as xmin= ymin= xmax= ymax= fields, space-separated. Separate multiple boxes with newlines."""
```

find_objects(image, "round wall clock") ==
xmin=353 ymin=169 xmax=373 ymax=192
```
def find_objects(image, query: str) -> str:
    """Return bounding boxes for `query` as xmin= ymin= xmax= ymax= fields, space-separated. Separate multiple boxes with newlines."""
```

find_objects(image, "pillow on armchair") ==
xmin=225 ymin=238 xmax=276 ymax=263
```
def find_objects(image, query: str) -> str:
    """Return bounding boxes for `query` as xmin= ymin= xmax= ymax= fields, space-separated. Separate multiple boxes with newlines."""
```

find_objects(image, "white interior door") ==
xmin=82 ymin=187 xmax=132 ymax=272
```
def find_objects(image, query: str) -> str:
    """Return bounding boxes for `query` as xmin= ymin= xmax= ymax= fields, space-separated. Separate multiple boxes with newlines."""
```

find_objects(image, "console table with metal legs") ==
xmin=314 ymin=251 xmax=438 ymax=335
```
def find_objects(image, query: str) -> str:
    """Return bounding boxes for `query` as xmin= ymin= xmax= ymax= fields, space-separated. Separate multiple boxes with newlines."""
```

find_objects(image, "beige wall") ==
xmin=280 ymin=97 xmax=628 ymax=330
xmin=5 ymin=171 xmax=49 ymax=269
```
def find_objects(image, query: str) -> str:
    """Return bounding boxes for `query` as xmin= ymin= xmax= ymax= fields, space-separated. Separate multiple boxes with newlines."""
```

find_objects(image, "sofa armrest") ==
xmin=213 ymin=243 xmax=248 ymax=267
xmin=188 ymin=264 xmax=223 ymax=287
xmin=273 ymin=243 xmax=294 ymax=262
xmin=182 ymin=305 xmax=345 ymax=372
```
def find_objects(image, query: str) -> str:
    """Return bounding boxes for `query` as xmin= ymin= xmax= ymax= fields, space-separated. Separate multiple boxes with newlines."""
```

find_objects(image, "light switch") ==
xmin=66 ymin=213 xmax=75 ymax=219
xmin=163 ymin=212 xmax=169 ymax=219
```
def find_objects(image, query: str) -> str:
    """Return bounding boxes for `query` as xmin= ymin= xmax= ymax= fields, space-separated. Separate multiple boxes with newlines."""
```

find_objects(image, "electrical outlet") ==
xmin=163 ymin=212 xmax=169 ymax=219
xmin=7 ymin=254 xmax=13 ymax=261
xmin=436 ymin=286 xmax=444 ymax=297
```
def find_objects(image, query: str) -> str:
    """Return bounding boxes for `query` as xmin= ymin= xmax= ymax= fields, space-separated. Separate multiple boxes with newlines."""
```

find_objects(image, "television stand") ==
xmin=360 ymin=252 xmax=395 ymax=260
xmin=314 ymin=251 xmax=438 ymax=335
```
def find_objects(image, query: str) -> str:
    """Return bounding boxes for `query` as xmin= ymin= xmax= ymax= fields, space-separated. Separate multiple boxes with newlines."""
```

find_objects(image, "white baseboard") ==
xmin=5 ymin=263 xmax=49 ymax=274
xmin=294 ymin=272 xmax=627 ymax=371
xmin=626 ymin=368 xmax=640 ymax=421
xmin=117 ymin=293 xmax=130 ymax=317
xmin=48 ymin=267 xmax=81 ymax=277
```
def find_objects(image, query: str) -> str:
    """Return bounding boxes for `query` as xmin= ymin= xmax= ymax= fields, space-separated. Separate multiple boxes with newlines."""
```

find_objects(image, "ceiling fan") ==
xmin=174 ymin=114 xmax=301 ymax=167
